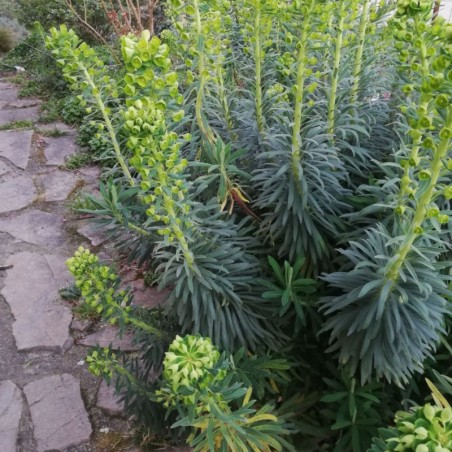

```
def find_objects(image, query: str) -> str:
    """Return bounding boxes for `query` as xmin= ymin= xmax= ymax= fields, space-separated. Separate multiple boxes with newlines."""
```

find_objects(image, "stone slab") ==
xmin=0 ymin=86 xmax=19 ymax=103
xmin=0 ymin=175 xmax=36 ymax=213
xmin=0 ymin=380 xmax=23 ymax=452
xmin=0 ymin=209 xmax=65 ymax=247
xmin=96 ymin=380 xmax=124 ymax=417
xmin=77 ymin=223 xmax=106 ymax=247
xmin=41 ymin=169 xmax=81 ymax=202
xmin=78 ymin=325 xmax=139 ymax=351
xmin=24 ymin=374 xmax=92 ymax=451
xmin=44 ymin=135 xmax=78 ymax=166
xmin=129 ymin=280 xmax=169 ymax=309
xmin=0 ymin=82 xmax=16 ymax=90
xmin=1 ymin=252 xmax=73 ymax=352
xmin=0 ymin=130 xmax=33 ymax=169
xmin=0 ymin=98 xmax=41 ymax=109
xmin=0 ymin=160 xmax=10 ymax=176
xmin=0 ymin=106 xmax=39 ymax=125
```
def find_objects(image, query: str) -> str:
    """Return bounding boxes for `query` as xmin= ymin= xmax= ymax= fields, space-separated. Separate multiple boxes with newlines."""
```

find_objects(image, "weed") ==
xmin=74 ymin=300 xmax=101 ymax=321
xmin=0 ymin=120 xmax=33 ymax=130
xmin=65 ymin=152 xmax=94 ymax=170
xmin=38 ymin=97 xmax=64 ymax=123
xmin=37 ymin=127 xmax=67 ymax=137
xmin=68 ymin=191 xmax=95 ymax=212
xmin=59 ymin=283 xmax=81 ymax=300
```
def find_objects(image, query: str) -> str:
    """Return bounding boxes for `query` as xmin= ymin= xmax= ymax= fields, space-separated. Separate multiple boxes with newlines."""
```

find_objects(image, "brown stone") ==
xmin=77 ymin=222 xmax=106 ymax=247
xmin=129 ymin=280 xmax=169 ymax=308
xmin=78 ymin=325 xmax=139 ymax=351
xmin=96 ymin=380 xmax=124 ymax=417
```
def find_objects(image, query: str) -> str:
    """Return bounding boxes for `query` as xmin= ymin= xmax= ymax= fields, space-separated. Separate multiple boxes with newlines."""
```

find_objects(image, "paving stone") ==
xmin=77 ymin=222 xmax=107 ymax=247
xmin=0 ymin=82 xmax=16 ymax=90
xmin=43 ymin=135 xmax=79 ymax=166
xmin=0 ymin=160 xmax=10 ymax=176
xmin=0 ymin=98 xmax=41 ymax=109
xmin=0 ymin=209 xmax=65 ymax=247
xmin=0 ymin=85 xmax=19 ymax=103
xmin=41 ymin=169 xmax=81 ymax=202
xmin=0 ymin=175 xmax=36 ymax=213
xmin=96 ymin=380 xmax=124 ymax=417
xmin=24 ymin=374 xmax=92 ymax=451
xmin=129 ymin=280 xmax=169 ymax=309
xmin=1 ymin=252 xmax=73 ymax=352
xmin=0 ymin=106 xmax=39 ymax=125
xmin=78 ymin=325 xmax=139 ymax=351
xmin=0 ymin=380 xmax=23 ymax=452
xmin=0 ymin=129 xmax=33 ymax=169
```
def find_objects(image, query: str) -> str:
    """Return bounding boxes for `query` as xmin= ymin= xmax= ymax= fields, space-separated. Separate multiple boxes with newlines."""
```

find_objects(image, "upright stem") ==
xmin=399 ymin=31 xmax=430 ymax=198
xmin=254 ymin=0 xmax=264 ymax=134
xmin=291 ymin=7 xmax=312 ymax=186
xmin=163 ymin=194 xmax=195 ymax=267
xmin=194 ymin=0 xmax=215 ymax=144
xmin=387 ymin=106 xmax=452 ymax=281
xmin=327 ymin=0 xmax=346 ymax=136
xmin=216 ymin=60 xmax=235 ymax=138
xmin=351 ymin=0 xmax=370 ymax=104
xmin=81 ymin=66 xmax=135 ymax=186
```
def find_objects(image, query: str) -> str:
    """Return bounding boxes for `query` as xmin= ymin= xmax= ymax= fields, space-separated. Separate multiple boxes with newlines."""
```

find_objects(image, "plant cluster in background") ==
xmin=44 ymin=0 xmax=452 ymax=450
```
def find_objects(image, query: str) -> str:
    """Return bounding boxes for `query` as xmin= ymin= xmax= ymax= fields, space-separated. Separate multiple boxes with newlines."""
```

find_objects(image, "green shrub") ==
xmin=48 ymin=0 xmax=452 ymax=449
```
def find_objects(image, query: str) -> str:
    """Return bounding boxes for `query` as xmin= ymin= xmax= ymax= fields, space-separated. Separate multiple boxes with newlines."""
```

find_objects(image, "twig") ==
xmin=64 ymin=0 xmax=121 ymax=65
xmin=0 ymin=265 xmax=13 ymax=271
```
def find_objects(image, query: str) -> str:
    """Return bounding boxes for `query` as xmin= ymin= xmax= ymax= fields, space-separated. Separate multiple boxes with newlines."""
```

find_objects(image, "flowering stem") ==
xmin=194 ymin=0 xmax=215 ymax=144
xmin=350 ymin=0 xmax=370 ymax=104
xmin=291 ymin=4 xmax=313 ymax=186
xmin=254 ymin=0 xmax=264 ymax=135
xmin=81 ymin=66 xmax=135 ymax=187
xmin=163 ymin=193 xmax=195 ymax=267
xmin=327 ymin=0 xmax=346 ymax=136
xmin=387 ymin=106 xmax=452 ymax=281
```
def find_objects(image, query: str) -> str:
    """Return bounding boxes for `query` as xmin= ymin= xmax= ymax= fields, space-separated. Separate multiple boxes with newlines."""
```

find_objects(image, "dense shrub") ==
xmin=48 ymin=0 xmax=452 ymax=450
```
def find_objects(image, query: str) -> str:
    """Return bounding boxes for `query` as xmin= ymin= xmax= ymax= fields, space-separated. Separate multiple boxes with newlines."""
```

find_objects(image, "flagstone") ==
xmin=0 ymin=130 xmax=33 ymax=169
xmin=0 ymin=210 xmax=65 ymax=247
xmin=24 ymin=374 xmax=92 ymax=451
xmin=0 ymin=380 xmax=23 ymax=452
xmin=0 ymin=175 xmax=36 ymax=213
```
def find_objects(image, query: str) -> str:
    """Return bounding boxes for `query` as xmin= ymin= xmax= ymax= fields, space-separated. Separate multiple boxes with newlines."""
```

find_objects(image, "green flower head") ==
xmin=162 ymin=335 xmax=221 ymax=391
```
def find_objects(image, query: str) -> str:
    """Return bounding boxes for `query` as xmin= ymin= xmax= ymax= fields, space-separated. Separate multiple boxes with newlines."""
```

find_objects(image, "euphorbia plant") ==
xmin=47 ymin=25 xmax=284 ymax=353
xmin=322 ymin=1 xmax=452 ymax=385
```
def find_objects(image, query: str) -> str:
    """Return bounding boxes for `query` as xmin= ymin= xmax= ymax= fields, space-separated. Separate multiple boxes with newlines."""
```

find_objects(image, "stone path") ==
xmin=0 ymin=81 xmax=141 ymax=451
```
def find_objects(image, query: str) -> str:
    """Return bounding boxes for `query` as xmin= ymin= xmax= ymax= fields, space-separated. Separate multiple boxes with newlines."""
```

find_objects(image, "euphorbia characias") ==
xmin=322 ymin=1 xmax=452 ymax=385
